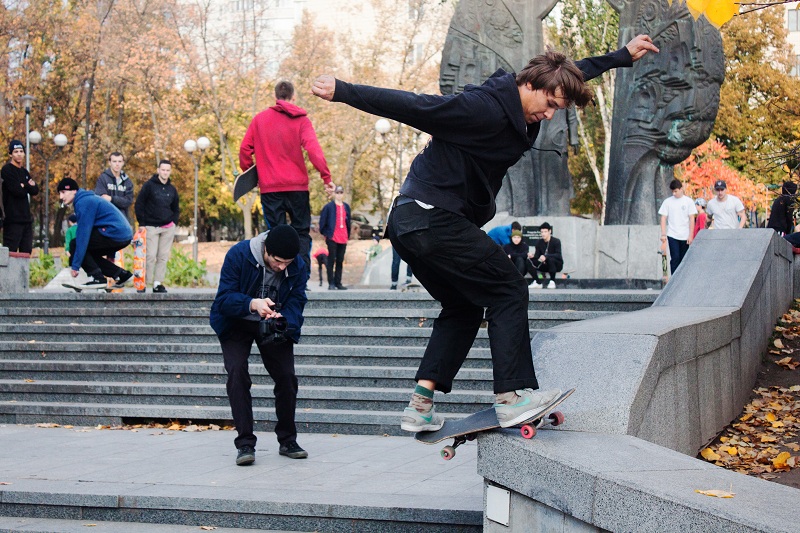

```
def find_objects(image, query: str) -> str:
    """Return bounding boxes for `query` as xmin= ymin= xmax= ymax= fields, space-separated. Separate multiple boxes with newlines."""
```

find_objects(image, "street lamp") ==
xmin=184 ymin=136 xmax=210 ymax=262
xmin=29 ymin=131 xmax=68 ymax=255
xmin=375 ymin=118 xmax=391 ymax=137
xmin=20 ymin=95 xmax=35 ymax=171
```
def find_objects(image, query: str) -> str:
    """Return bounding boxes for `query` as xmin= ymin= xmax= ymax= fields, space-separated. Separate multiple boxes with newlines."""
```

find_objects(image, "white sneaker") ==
xmin=546 ymin=280 xmax=556 ymax=289
xmin=494 ymin=388 xmax=561 ymax=428
xmin=531 ymin=281 xmax=543 ymax=289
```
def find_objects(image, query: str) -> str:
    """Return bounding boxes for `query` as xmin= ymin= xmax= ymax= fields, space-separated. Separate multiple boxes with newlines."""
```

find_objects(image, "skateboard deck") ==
xmin=133 ymin=226 xmax=147 ymax=292
xmin=400 ymin=282 xmax=422 ymax=292
xmin=659 ymin=240 xmax=668 ymax=282
xmin=416 ymin=388 xmax=575 ymax=460
xmin=233 ymin=166 xmax=258 ymax=202
xmin=62 ymin=282 xmax=111 ymax=293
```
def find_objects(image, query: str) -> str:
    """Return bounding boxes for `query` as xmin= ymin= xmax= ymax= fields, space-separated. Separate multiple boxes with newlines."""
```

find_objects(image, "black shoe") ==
xmin=152 ymin=284 xmax=168 ymax=293
xmin=82 ymin=277 xmax=108 ymax=289
xmin=335 ymin=285 xmax=348 ymax=290
xmin=236 ymin=445 xmax=256 ymax=466
xmin=328 ymin=284 xmax=336 ymax=290
xmin=279 ymin=441 xmax=308 ymax=459
xmin=113 ymin=270 xmax=133 ymax=288
xmin=390 ymin=283 xmax=397 ymax=290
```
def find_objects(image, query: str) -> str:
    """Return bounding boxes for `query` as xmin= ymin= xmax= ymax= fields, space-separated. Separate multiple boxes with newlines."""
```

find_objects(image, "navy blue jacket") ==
xmin=332 ymin=48 xmax=632 ymax=227
xmin=319 ymin=200 xmax=351 ymax=240
xmin=209 ymin=239 xmax=308 ymax=342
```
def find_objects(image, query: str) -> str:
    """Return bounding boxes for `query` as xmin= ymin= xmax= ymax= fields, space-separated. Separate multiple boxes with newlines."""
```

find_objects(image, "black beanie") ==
xmin=9 ymin=140 xmax=24 ymax=154
xmin=264 ymin=224 xmax=300 ymax=259
xmin=57 ymin=178 xmax=79 ymax=191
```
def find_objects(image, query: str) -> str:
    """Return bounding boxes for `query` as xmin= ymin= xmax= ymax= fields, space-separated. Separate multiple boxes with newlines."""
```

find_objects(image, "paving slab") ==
xmin=0 ymin=423 xmax=483 ymax=530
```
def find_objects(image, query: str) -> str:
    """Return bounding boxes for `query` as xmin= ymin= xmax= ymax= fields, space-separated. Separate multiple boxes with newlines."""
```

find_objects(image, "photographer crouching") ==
xmin=210 ymin=224 xmax=309 ymax=465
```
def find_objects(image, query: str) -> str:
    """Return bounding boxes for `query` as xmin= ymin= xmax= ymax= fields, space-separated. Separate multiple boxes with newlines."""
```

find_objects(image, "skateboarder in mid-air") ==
xmin=312 ymin=35 xmax=659 ymax=431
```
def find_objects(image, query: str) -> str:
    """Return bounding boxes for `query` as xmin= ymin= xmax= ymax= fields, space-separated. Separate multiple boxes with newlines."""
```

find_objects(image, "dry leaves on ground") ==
xmin=700 ymin=385 xmax=800 ymax=479
xmin=33 ymin=422 xmax=234 ymax=432
xmin=695 ymin=489 xmax=735 ymax=498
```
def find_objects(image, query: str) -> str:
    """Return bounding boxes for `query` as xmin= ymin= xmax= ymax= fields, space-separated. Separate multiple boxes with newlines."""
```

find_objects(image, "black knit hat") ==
xmin=9 ymin=140 xmax=24 ymax=154
xmin=264 ymin=225 xmax=300 ymax=260
xmin=56 ymin=178 xmax=79 ymax=192
xmin=540 ymin=221 xmax=553 ymax=231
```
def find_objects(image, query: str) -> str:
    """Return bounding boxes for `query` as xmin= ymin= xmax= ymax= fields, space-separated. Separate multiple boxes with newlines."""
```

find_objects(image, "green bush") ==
xmin=29 ymin=252 xmax=59 ymax=288
xmin=164 ymin=247 xmax=208 ymax=287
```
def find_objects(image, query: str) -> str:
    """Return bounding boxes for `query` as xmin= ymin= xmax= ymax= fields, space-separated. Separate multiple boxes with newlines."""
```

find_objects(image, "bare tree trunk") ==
xmin=80 ymin=68 xmax=96 ymax=188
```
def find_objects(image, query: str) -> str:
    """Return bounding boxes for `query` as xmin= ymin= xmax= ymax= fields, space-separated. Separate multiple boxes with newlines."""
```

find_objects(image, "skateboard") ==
xmin=62 ymin=282 xmax=111 ymax=293
xmin=659 ymin=239 xmax=668 ymax=282
xmin=415 ymin=388 xmax=575 ymax=460
xmin=132 ymin=226 xmax=147 ymax=292
xmin=233 ymin=166 xmax=258 ymax=202
xmin=401 ymin=282 xmax=422 ymax=292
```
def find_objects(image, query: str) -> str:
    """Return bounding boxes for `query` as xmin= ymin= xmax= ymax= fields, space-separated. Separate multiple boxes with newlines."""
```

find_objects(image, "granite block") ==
xmin=596 ymin=225 xmax=630 ymax=278
xmin=673 ymin=357 xmax=701 ymax=456
xmin=483 ymin=486 xmax=601 ymax=533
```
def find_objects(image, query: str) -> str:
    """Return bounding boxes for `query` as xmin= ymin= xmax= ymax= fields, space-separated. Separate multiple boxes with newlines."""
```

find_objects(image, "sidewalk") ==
xmin=0 ymin=424 xmax=483 ymax=531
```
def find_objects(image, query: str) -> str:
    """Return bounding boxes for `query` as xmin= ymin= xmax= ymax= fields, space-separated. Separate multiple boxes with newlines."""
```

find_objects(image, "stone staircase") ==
xmin=0 ymin=290 xmax=657 ymax=436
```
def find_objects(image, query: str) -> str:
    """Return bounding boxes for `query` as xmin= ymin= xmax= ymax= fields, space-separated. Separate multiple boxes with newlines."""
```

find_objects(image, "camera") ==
xmin=257 ymin=303 xmax=288 ymax=347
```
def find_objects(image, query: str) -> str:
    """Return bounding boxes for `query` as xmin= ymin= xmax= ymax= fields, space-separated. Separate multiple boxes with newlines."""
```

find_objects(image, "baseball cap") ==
xmin=694 ymin=198 xmax=707 ymax=207
xmin=714 ymin=180 xmax=727 ymax=191
xmin=334 ymin=185 xmax=344 ymax=193
xmin=56 ymin=178 xmax=79 ymax=191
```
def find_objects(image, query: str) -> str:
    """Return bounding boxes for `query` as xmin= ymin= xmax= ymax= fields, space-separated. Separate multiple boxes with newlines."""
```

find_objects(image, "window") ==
xmin=791 ymin=54 xmax=800 ymax=77
xmin=789 ymin=9 xmax=800 ymax=32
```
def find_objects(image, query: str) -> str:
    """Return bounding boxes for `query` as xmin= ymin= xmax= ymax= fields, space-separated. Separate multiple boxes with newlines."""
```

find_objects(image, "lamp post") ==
xmin=183 ymin=136 xmax=210 ymax=262
xmin=374 ymin=118 xmax=403 ymax=193
xmin=29 ymin=131 xmax=68 ymax=255
xmin=20 ymin=95 xmax=35 ymax=171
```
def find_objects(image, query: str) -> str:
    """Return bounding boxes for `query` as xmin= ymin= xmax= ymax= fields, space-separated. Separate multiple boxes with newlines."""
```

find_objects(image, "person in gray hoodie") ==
xmin=312 ymin=35 xmax=659 ymax=433
xmin=95 ymin=151 xmax=134 ymax=221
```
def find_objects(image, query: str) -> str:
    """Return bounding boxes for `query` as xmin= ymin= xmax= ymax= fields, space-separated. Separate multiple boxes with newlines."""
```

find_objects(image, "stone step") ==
xmin=0 ymin=380 xmax=494 ymax=413
xmin=0 ymin=402 xmax=465 ymax=437
xmin=0 ymin=324 xmax=500 ymax=348
xmin=0 ymin=361 xmax=493 ymax=390
xmin=0 ymin=341 xmax=493 ymax=367
xmin=0 ymin=516 xmax=292 ymax=533
xmin=0 ymin=306 xmax=614 ymax=328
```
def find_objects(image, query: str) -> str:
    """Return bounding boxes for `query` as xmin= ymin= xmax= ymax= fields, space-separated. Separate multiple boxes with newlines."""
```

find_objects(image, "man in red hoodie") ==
xmin=240 ymin=81 xmax=334 ymax=277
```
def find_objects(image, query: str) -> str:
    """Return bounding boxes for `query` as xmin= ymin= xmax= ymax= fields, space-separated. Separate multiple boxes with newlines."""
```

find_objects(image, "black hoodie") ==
xmin=332 ymin=48 xmax=632 ymax=226
xmin=1 ymin=161 xmax=38 ymax=223
xmin=134 ymin=174 xmax=180 ymax=227
xmin=767 ymin=181 xmax=798 ymax=234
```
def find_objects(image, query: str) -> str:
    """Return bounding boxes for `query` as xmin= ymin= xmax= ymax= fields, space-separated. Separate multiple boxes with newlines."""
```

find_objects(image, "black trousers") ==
xmin=325 ymin=239 xmax=346 ymax=286
xmin=667 ymin=236 xmax=689 ymax=274
xmin=261 ymin=192 xmax=311 ymax=276
xmin=387 ymin=199 xmax=538 ymax=394
xmin=69 ymin=228 xmax=129 ymax=279
xmin=2 ymin=222 xmax=33 ymax=253
xmin=220 ymin=320 xmax=298 ymax=449
xmin=531 ymin=260 xmax=558 ymax=282
xmin=510 ymin=256 xmax=536 ymax=278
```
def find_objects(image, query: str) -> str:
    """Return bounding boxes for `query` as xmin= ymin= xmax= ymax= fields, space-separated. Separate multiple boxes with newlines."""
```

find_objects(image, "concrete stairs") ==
xmin=0 ymin=290 xmax=657 ymax=435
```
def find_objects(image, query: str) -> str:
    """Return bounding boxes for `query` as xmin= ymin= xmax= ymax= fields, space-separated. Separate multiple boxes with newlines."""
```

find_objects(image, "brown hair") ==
xmin=516 ymin=49 xmax=593 ymax=108
xmin=275 ymin=80 xmax=295 ymax=101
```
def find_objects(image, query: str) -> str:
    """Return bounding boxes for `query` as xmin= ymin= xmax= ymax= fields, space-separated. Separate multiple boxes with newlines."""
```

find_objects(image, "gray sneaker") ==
xmin=494 ymin=388 xmax=561 ymax=428
xmin=400 ymin=406 xmax=444 ymax=432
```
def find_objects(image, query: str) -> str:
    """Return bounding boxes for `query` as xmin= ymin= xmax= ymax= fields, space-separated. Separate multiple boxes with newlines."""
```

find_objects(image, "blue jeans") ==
xmin=391 ymin=247 xmax=412 ymax=283
xmin=667 ymin=236 xmax=689 ymax=274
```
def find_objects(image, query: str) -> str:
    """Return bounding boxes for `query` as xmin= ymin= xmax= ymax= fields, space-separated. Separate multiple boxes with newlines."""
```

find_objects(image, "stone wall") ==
xmin=0 ymin=248 xmax=29 ymax=293
xmin=478 ymin=229 xmax=798 ymax=531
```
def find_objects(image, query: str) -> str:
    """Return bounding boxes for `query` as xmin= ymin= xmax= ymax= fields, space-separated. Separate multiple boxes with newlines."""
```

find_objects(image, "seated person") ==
xmin=530 ymin=222 xmax=563 ymax=289
xmin=502 ymin=230 xmax=535 ymax=279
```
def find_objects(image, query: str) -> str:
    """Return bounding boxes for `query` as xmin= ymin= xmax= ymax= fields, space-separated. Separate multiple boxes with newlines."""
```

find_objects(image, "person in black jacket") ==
xmin=530 ymin=222 xmax=563 ymax=289
xmin=1 ymin=140 xmax=39 ymax=253
xmin=134 ymin=160 xmax=180 ymax=293
xmin=503 ymin=229 xmax=535 ymax=280
xmin=767 ymin=181 xmax=797 ymax=235
xmin=312 ymin=35 xmax=658 ymax=432
xmin=95 ymin=151 xmax=134 ymax=221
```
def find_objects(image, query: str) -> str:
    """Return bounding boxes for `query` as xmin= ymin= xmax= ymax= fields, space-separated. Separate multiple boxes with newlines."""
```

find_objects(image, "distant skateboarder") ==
xmin=312 ymin=35 xmax=659 ymax=432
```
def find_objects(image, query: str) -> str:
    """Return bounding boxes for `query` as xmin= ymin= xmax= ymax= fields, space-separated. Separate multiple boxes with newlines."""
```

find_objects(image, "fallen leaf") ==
xmin=701 ymin=448 xmax=721 ymax=461
xmin=774 ymin=339 xmax=785 ymax=349
xmin=199 ymin=527 xmax=217 ymax=531
xmin=0 ymin=482 xmax=11 ymax=485
xmin=766 ymin=412 xmax=777 ymax=422
xmin=23 ymin=379 xmax=34 ymax=383
xmin=83 ymin=525 xmax=97 ymax=528
xmin=695 ymin=489 xmax=735 ymax=498
xmin=773 ymin=452 xmax=792 ymax=468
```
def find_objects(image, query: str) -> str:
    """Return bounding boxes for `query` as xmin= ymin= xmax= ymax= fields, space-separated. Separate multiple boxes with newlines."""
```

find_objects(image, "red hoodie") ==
xmin=239 ymin=100 xmax=331 ymax=193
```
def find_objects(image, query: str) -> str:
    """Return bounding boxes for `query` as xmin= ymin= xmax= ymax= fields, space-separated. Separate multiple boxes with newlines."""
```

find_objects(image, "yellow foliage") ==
xmin=703 ymin=0 xmax=740 ymax=28
xmin=701 ymin=448 xmax=721 ymax=461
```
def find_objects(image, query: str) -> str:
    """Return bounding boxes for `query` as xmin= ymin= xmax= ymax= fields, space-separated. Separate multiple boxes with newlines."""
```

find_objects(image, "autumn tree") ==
xmin=714 ymin=8 xmax=800 ymax=186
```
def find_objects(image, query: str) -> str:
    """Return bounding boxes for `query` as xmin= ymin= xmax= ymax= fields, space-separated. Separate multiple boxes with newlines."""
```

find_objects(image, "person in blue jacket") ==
xmin=313 ymin=35 xmax=658 ymax=433
xmin=57 ymin=178 xmax=133 ymax=288
xmin=487 ymin=220 xmax=521 ymax=247
xmin=318 ymin=185 xmax=351 ymax=290
xmin=210 ymin=224 xmax=310 ymax=465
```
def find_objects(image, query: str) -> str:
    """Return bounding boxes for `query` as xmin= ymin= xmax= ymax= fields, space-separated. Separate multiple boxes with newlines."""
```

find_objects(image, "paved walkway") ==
xmin=0 ymin=424 xmax=482 ymax=530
